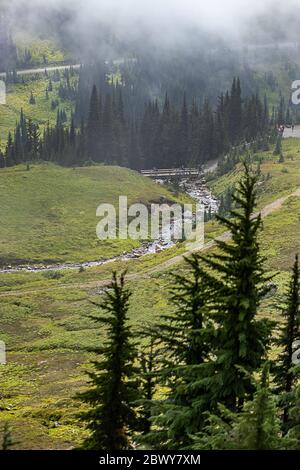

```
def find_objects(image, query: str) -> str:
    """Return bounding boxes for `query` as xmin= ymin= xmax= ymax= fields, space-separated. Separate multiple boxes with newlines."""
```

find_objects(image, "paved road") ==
xmin=0 ymin=64 xmax=81 ymax=79
xmin=0 ymin=58 xmax=137 ymax=79
xmin=283 ymin=125 xmax=300 ymax=138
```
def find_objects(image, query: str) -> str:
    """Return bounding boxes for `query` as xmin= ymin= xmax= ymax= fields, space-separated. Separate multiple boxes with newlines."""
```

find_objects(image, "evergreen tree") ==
xmin=140 ymin=100 xmax=160 ymax=168
xmin=1 ymin=75 xmax=270 ymax=169
xmin=5 ymin=132 xmax=14 ymax=165
xmin=69 ymin=116 xmax=76 ymax=148
xmin=25 ymin=119 xmax=40 ymax=160
xmin=86 ymin=85 xmax=101 ymax=161
xmin=1 ymin=423 xmax=15 ymax=450
xmin=190 ymin=99 xmax=201 ymax=164
xmin=111 ymin=91 xmax=127 ymax=165
xmin=192 ymin=363 xmax=283 ymax=450
xmin=29 ymin=91 xmax=36 ymax=105
xmin=237 ymin=363 xmax=281 ymax=450
xmin=176 ymin=93 xmax=190 ymax=166
xmin=273 ymin=134 xmax=282 ymax=156
xmin=102 ymin=94 xmax=113 ymax=163
xmin=78 ymin=272 xmax=139 ymax=450
xmin=144 ymin=255 xmax=215 ymax=449
xmin=215 ymin=94 xmax=229 ymax=158
xmin=286 ymin=384 xmax=300 ymax=447
xmin=199 ymin=99 xmax=215 ymax=162
xmin=274 ymin=255 xmax=300 ymax=426
xmin=277 ymin=95 xmax=285 ymax=125
xmin=200 ymin=164 xmax=274 ymax=411
xmin=128 ymin=121 xmax=140 ymax=169
xmin=137 ymin=339 xmax=157 ymax=435
xmin=76 ymin=119 xmax=86 ymax=164
xmin=157 ymin=94 xmax=176 ymax=168
xmin=229 ymin=77 xmax=242 ymax=144
xmin=263 ymin=94 xmax=269 ymax=130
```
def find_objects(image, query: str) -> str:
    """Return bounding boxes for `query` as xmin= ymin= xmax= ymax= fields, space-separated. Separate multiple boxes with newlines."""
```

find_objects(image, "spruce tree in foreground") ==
xmin=138 ymin=339 xmax=156 ymax=435
xmin=79 ymin=272 xmax=139 ymax=450
xmin=286 ymin=384 xmax=300 ymax=447
xmin=235 ymin=363 xmax=282 ymax=450
xmin=1 ymin=423 xmax=15 ymax=450
xmin=145 ymin=255 xmax=215 ymax=449
xmin=200 ymin=164 xmax=273 ymax=411
xmin=192 ymin=363 xmax=283 ymax=450
xmin=274 ymin=254 xmax=300 ymax=427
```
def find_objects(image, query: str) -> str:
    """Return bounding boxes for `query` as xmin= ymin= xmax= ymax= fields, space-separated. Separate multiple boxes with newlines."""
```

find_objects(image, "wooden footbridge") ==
xmin=140 ymin=168 xmax=201 ymax=179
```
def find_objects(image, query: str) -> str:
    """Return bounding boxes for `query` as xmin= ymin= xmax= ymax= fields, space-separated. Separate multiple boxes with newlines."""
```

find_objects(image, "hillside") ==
xmin=0 ymin=138 xmax=300 ymax=449
xmin=0 ymin=72 xmax=77 ymax=149
xmin=207 ymin=138 xmax=300 ymax=271
xmin=1 ymin=0 xmax=300 ymax=458
xmin=0 ymin=163 xmax=187 ymax=266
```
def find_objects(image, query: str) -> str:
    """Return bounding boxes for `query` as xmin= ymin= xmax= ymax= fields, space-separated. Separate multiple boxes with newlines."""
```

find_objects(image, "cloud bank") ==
xmin=5 ymin=0 xmax=300 ymax=50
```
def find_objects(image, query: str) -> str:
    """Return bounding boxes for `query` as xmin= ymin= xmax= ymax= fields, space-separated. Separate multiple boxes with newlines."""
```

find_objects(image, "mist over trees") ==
xmin=0 ymin=69 xmax=270 ymax=170
xmin=0 ymin=15 xmax=17 ymax=71
xmin=1 ymin=0 xmax=300 ymax=455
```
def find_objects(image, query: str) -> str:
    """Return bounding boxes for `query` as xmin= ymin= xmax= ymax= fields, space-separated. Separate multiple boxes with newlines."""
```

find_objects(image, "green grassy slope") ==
xmin=1 ymin=139 xmax=300 ymax=449
xmin=0 ymin=190 xmax=299 ymax=449
xmin=0 ymin=163 xmax=188 ymax=265
xmin=210 ymin=138 xmax=300 ymax=207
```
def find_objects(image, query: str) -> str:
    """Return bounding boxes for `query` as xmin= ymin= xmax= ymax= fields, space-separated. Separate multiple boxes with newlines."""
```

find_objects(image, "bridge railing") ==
xmin=141 ymin=168 xmax=201 ymax=178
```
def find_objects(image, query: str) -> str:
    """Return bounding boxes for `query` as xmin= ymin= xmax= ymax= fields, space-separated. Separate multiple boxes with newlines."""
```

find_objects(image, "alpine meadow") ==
xmin=1 ymin=0 xmax=300 ymax=465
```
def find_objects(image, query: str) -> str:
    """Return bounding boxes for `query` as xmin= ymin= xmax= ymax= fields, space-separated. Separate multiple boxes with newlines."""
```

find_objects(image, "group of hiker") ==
xmin=277 ymin=123 xmax=297 ymax=136
xmin=277 ymin=124 xmax=286 ymax=136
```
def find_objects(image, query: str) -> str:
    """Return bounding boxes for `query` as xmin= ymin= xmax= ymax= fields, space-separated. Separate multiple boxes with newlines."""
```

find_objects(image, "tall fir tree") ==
xmin=274 ymin=254 xmax=300 ymax=427
xmin=102 ymin=94 xmax=113 ymax=163
xmin=277 ymin=95 xmax=285 ymax=125
xmin=286 ymin=384 xmax=300 ymax=447
xmin=137 ymin=339 xmax=157 ymax=435
xmin=157 ymin=94 xmax=176 ymax=168
xmin=200 ymin=164 xmax=274 ymax=411
xmin=78 ymin=272 xmax=139 ymax=450
xmin=1 ymin=423 xmax=15 ymax=450
xmin=86 ymin=85 xmax=101 ymax=162
xmin=176 ymin=92 xmax=190 ymax=166
xmin=229 ymin=77 xmax=242 ymax=144
xmin=192 ymin=363 xmax=283 ymax=450
xmin=144 ymin=255 xmax=215 ymax=449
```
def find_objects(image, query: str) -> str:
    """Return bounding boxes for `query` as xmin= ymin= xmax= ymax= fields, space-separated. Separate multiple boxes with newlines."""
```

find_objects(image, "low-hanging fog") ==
xmin=2 ymin=0 xmax=300 ymax=105
xmin=3 ymin=0 xmax=300 ymax=53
